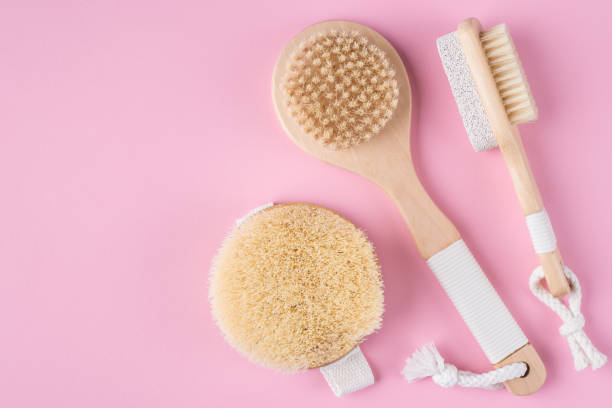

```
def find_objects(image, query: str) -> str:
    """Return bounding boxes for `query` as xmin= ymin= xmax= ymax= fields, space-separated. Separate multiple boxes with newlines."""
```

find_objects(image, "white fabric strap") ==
xmin=235 ymin=202 xmax=274 ymax=226
xmin=426 ymin=240 xmax=528 ymax=363
xmin=529 ymin=265 xmax=607 ymax=370
xmin=320 ymin=346 xmax=374 ymax=397
xmin=525 ymin=208 xmax=557 ymax=254
xmin=403 ymin=343 xmax=526 ymax=389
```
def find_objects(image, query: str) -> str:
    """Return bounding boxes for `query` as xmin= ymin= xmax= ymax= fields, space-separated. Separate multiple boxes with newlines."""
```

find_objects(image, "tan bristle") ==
xmin=480 ymin=24 xmax=537 ymax=124
xmin=209 ymin=203 xmax=383 ymax=372
xmin=282 ymin=30 xmax=399 ymax=149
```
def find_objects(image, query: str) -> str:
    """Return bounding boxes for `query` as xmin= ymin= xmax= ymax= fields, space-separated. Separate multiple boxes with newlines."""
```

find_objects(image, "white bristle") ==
xmin=480 ymin=24 xmax=537 ymax=124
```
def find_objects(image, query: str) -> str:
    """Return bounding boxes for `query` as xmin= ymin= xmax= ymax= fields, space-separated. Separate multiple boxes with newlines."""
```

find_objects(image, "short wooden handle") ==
xmin=457 ymin=22 xmax=571 ymax=298
xmin=538 ymin=248 xmax=570 ymax=297
xmin=497 ymin=126 xmax=570 ymax=297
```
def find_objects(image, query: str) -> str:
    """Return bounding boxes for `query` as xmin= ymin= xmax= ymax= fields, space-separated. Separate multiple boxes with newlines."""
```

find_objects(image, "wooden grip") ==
xmin=497 ymin=126 xmax=570 ymax=297
xmin=538 ymin=248 xmax=570 ymax=297
xmin=495 ymin=343 xmax=546 ymax=395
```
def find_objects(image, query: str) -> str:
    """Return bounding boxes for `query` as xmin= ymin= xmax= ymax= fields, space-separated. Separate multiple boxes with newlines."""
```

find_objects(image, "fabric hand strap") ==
xmin=320 ymin=346 xmax=375 ymax=397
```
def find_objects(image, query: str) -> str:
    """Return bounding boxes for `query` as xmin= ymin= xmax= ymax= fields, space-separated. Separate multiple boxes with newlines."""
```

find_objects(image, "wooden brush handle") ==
xmin=537 ymin=249 xmax=568 ymax=297
xmin=383 ymin=164 xmax=546 ymax=395
xmin=494 ymin=343 xmax=546 ymax=395
xmin=498 ymin=126 xmax=570 ymax=297
xmin=382 ymin=161 xmax=460 ymax=259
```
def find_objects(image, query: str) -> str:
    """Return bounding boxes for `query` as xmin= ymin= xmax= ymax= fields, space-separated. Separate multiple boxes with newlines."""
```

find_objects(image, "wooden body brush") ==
xmin=273 ymin=21 xmax=545 ymax=395
xmin=210 ymin=203 xmax=384 ymax=396
xmin=437 ymin=18 xmax=606 ymax=371
xmin=437 ymin=18 xmax=570 ymax=297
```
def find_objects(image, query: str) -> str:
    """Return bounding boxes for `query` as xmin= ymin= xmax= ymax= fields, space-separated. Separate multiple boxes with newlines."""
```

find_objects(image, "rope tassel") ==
xmin=402 ymin=343 xmax=527 ymax=390
xmin=529 ymin=266 xmax=607 ymax=370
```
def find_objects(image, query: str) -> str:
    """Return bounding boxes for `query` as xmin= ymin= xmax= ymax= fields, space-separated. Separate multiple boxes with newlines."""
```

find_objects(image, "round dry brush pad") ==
xmin=209 ymin=203 xmax=383 ymax=396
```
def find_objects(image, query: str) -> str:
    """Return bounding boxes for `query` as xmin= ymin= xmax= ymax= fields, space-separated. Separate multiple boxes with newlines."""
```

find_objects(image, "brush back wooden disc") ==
xmin=273 ymin=20 xmax=459 ymax=259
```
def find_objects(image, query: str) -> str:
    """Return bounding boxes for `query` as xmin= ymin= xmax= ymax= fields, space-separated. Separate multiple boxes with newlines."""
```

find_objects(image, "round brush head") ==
xmin=282 ymin=30 xmax=399 ymax=149
xmin=209 ymin=203 xmax=383 ymax=372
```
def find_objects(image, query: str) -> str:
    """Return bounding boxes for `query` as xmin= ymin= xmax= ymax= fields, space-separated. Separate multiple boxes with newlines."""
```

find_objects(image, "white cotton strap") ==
xmin=320 ymin=346 xmax=374 ymax=397
xmin=403 ymin=343 xmax=527 ymax=390
xmin=426 ymin=240 xmax=528 ymax=363
xmin=529 ymin=266 xmax=607 ymax=370
xmin=235 ymin=202 xmax=274 ymax=226
xmin=525 ymin=208 xmax=557 ymax=254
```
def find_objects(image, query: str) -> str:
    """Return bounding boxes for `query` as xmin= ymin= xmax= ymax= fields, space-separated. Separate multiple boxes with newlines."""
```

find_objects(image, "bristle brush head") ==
xmin=437 ymin=19 xmax=537 ymax=152
xmin=282 ymin=30 xmax=399 ymax=149
xmin=480 ymin=24 xmax=537 ymax=125
xmin=209 ymin=203 xmax=383 ymax=372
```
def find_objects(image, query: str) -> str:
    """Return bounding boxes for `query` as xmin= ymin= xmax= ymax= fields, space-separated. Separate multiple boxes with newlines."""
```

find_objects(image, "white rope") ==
xmin=525 ymin=208 xmax=557 ymax=254
xmin=403 ymin=343 xmax=526 ymax=389
xmin=320 ymin=346 xmax=374 ymax=397
xmin=426 ymin=240 xmax=528 ymax=364
xmin=526 ymin=208 xmax=606 ymax=370
xmin=529 ymin=266 xmax=607 ymax=370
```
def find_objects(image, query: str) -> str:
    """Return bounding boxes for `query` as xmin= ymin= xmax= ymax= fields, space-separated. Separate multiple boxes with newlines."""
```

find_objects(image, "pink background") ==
xmin=1 ymin=0 xmax=610 ymax=406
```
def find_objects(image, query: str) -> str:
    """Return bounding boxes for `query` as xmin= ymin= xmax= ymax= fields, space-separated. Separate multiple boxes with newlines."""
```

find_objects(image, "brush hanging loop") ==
xmin=529 ymin=265 xmax=607 ymax=370
xmin=402 ymin=343 xmax=527 ymax=390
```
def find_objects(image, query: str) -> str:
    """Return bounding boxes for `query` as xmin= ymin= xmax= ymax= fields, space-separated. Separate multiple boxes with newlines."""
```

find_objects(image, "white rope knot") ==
xmin=529 ymin=265 xmax=607 ymax=371
xmin=433 ymin=364 xmax=458 ymax=388
xmin=559 ymin=313 xmax=585 ymax=337
xmin=402 ymin=343 xmax=527 ymax=390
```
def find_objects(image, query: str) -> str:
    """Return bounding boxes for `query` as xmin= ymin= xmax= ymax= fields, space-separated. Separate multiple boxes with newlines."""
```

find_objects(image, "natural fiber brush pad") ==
xmin=209 ymin=203 xmax=383 ymax=372
xmin=282 ymin=30 xmax=399 ymax=149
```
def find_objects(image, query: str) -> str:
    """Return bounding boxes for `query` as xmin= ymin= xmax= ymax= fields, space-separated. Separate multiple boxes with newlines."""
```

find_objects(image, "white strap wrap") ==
xmin=235 ymin=202 xmax=274 ymax=226
xmin=426 ymin=240 xmax=528 ymax=364
xmin=320 ymin=346 xmax=374 ymax=397
xmin=403 ymin=343 xmax=527 ymax=389
xmin=525 ymin=208 xmax=557 ymax=254
xmin=530 ymin=266 xmax=607 ymax=370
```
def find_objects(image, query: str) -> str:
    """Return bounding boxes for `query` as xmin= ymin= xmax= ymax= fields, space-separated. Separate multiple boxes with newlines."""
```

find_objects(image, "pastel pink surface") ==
xmin=0 ymin=0 xmax=610 ymax=406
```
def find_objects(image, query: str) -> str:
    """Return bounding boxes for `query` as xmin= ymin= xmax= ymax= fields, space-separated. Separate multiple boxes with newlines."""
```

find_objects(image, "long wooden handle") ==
xmin=383 ymin=164 xmax=545 ymax=395
xmin=381 ymin=159 xmax=460 ymax=259
xmin=498 ymin=126 xmax=570 ymax=297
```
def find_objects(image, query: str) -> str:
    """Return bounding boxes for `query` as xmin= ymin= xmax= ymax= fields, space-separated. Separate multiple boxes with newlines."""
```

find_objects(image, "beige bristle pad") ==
xmin=282 ymin=30 xmax=399 ymax=149
xmin=209 ymin=203 xmax=383 ymax=372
